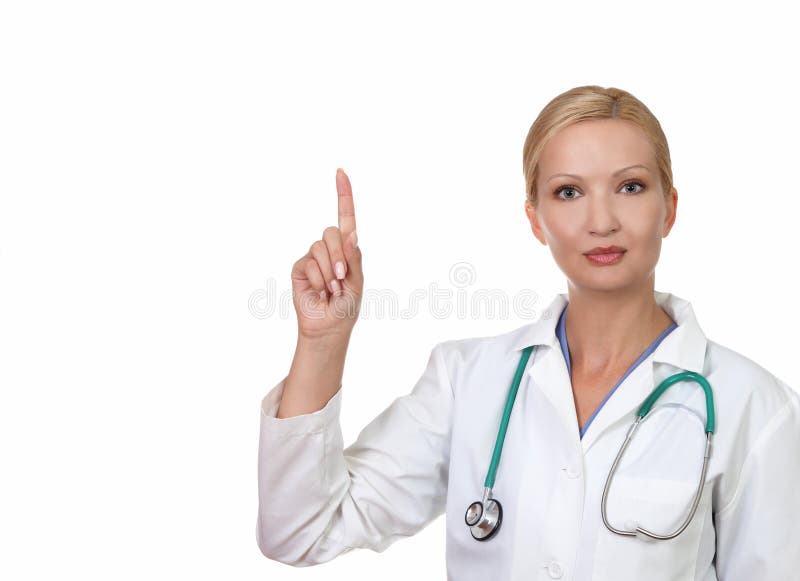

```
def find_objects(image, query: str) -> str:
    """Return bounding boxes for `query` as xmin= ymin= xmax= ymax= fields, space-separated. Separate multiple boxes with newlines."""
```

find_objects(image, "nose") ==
xmin=587 ymin=194 xmax=621 ymax=236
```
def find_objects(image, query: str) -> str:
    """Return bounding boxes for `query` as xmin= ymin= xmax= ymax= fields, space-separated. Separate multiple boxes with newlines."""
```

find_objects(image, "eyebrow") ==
xmin=546 ymin=164 xmax=652 ymax=183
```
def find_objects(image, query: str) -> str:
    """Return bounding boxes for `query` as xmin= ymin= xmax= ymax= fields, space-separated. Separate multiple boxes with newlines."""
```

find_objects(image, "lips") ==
xmin=585 ymin=245 xmax=626 ymax=255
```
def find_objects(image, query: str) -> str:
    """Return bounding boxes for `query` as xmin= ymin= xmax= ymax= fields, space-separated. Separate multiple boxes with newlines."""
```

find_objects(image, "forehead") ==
xmin=539 ymin=118 xmax=656 ymax=176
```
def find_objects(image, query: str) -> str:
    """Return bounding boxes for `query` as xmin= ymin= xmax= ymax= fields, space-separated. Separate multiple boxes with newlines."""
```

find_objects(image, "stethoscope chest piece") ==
xmin=465 ymin=487 xmax=503 ymax=541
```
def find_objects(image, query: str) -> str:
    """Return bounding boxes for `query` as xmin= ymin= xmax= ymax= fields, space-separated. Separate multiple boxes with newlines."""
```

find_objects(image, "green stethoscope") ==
xmin=464 ymin=344 xmax=716 ymax=541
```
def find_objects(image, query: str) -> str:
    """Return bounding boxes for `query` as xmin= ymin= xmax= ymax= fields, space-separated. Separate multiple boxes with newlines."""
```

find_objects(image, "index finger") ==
xmin=336 ymin=168 xmax=357 ymax=238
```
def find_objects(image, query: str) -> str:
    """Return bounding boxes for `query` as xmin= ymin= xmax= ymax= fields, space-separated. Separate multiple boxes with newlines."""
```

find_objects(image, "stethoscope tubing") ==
xmin=465 ymin=345 xmax=533 ymax=541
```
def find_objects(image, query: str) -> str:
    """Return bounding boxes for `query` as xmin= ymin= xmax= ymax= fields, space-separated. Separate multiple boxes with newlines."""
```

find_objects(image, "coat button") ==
xmin=565 ymin=466 xmax=581 ymax=479
xmin=547 ymin=560 xmax=564 ymax=578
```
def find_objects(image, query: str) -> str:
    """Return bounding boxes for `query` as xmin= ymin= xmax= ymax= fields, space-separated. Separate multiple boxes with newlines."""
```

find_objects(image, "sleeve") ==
xmin=255 ymin=341 xmax=454 ymax=567
xmin=713 ymin=388 xmax=800 ymax=579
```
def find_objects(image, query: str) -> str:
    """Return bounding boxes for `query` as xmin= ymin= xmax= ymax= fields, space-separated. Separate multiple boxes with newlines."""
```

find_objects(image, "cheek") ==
xmin=539 ymin=207 xmax=581 ymax=246
xmin=621 ymin=201 xmax=666 ymax=241
xmin=622 ymin=218 xmax=666 ymax=269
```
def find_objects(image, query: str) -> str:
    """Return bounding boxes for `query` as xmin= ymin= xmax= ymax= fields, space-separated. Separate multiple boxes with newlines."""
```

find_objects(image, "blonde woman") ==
xmin=256 ymin=85 xmax=800 ymax=580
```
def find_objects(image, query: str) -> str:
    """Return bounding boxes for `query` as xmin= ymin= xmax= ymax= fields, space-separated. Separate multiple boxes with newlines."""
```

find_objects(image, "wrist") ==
xmin=297 ymin=330 xmax=351 ymax=352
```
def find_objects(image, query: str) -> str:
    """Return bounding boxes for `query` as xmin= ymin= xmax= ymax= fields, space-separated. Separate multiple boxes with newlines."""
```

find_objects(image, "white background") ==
xmin=1 ymin=1 xmax=798 ymax=579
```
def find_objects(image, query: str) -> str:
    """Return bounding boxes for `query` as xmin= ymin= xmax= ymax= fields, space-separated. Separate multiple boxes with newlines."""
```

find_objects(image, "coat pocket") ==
xmin=591 ymin=474 xmax=710 ymax=581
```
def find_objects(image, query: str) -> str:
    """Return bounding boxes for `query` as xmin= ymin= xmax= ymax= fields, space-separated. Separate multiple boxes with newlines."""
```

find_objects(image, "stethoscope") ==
xmin=464 ymin=344 xmax=716 ymax=542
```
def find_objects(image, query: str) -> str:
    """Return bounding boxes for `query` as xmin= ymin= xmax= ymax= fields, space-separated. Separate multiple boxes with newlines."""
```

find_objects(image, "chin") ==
xmin=569 ymin=268 xmax=638 ymax=292
xmin=577 ymin=281 xmax=631 ymax=294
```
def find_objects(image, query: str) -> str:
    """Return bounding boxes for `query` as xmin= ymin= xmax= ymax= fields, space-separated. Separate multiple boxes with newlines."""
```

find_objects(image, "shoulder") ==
xmin=434 ymin=322 xmax=539 ymax=387
xmin=704 ymin=338 xmax=798 ymax=413
xmin=437 ymin=322 xmax=532 ymax=359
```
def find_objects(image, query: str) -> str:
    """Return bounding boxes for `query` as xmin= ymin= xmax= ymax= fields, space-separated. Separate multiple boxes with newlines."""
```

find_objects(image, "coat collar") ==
xmin=505 ymin=290 xmax=707 ymax=375
xmin=505 ymin=290 xmax=709 ymax=453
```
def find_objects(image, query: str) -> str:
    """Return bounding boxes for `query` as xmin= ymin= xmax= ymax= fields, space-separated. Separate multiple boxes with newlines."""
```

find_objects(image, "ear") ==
xmin=662 ymin=187 xmax=678 ymax=237
xmin=524 ymin=200 xmax=547 ymax=246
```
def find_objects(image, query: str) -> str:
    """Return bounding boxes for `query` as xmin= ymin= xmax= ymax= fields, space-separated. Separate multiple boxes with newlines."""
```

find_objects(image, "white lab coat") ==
xmin=256 ymin=291 xmax=800 ymax=580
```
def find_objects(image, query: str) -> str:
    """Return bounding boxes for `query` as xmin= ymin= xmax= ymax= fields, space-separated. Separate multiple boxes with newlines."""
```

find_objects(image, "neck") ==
xmin=564 ymin=281 xmax=675 ymax=375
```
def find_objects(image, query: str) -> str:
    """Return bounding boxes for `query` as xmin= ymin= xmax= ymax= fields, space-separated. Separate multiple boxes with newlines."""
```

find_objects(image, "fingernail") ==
xmin=330 ymin=278 xmax=341 ymax=295
xmin=350 ymin=230 xmax=358 ymax=249
xmin=335 ymin=261 xmax=345 ymax=279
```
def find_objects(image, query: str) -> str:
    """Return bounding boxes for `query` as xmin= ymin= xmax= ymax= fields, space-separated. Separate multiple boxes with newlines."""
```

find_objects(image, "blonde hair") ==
xmin=522 ymin=85 xmax=674 ymax=206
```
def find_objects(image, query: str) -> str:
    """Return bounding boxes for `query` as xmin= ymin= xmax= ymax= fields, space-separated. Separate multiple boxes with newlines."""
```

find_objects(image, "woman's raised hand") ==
xmin=290 ymin=168 xmax=363 ymax=342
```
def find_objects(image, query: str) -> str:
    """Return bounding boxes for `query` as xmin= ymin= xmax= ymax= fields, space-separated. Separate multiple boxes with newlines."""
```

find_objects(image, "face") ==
xmin=525 ymin=118 xmax=678 ymax=293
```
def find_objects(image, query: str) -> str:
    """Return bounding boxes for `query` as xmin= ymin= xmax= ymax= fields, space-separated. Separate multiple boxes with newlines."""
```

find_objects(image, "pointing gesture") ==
xmin=290 ymin=168 xmax=364 ymax=342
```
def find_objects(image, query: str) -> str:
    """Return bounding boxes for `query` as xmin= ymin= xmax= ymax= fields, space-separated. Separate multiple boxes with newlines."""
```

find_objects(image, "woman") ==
xmin=256 ymin=85 xmax=800 ymax=580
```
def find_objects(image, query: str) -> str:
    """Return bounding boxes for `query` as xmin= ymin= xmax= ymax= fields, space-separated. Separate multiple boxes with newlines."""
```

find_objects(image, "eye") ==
xmin=553 ymin=184 xmax=582 ymax=201
xmin=621 ymin=180 xmax=646 ymax=194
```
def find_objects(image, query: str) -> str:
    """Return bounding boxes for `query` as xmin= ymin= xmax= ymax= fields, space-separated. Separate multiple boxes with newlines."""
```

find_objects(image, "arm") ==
xmin=277 ymin=334 xmax=349 ymax=419
xmin=713 ymin=388 xmax=800 ymax=579
xmin=256 ymin=342 xmax=454 ymax=566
